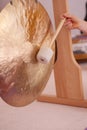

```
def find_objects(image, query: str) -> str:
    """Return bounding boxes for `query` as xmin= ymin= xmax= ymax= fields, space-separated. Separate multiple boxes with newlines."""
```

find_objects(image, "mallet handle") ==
xmin=50 ymin=18 xmax=65 ymax=47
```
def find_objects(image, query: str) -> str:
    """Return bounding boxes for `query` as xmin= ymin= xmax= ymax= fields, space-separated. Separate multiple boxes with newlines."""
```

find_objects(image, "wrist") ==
xmin=78 ymin=20 xmax=87 ymax=33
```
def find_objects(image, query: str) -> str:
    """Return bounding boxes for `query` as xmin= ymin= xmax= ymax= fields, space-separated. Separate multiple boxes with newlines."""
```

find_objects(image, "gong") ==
xmin=0 ymin=0 xmax=55 ymax=107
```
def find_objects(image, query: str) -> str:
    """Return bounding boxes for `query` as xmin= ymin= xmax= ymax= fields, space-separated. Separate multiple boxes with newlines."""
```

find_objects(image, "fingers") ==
xmin=61 ymin=13 xmax=72 ymax=20
xmin=61 ymin=12 xmax=80 ymax=30
xmin=60 ymin=13 xmax=73 ymax=29
xmin=64 ymin=21 xmax=73 ymax=30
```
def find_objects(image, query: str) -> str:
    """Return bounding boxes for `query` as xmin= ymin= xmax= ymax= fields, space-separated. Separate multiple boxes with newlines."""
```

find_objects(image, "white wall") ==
xmin=69 ymin=0 xmax=87 ymax=19
xmin=0 ymin=0 xmax=10 ymax=11
xmin=38 ymin=0 xmax=55 ymax=29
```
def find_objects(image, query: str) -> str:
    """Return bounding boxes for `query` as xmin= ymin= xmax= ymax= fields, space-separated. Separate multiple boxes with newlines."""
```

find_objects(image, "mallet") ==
xmin=36 ymin=18 xmax=66 ymax=64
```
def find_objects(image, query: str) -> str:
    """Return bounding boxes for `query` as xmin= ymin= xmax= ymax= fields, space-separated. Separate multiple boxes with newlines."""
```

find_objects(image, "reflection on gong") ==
xmin=0 ymin=0 xmax=55 ymax=107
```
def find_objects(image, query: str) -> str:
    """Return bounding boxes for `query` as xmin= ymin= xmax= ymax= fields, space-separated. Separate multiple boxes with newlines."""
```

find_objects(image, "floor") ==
xmin=0 ymin=62 xmax=87 ymax=130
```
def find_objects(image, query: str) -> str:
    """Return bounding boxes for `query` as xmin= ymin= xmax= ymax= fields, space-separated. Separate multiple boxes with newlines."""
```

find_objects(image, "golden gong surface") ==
xmin=0 ymin=0 xmax=55 ymax=107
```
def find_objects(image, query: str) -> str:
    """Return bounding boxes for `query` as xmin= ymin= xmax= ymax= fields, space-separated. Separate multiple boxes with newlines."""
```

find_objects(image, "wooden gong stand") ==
xmin=37 ymin=0 xmax=87 ymax=107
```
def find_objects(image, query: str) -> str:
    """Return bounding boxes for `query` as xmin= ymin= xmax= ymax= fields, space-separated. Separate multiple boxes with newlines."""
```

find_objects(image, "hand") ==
xmin=62 ymin=13 xmax=83 ymax=30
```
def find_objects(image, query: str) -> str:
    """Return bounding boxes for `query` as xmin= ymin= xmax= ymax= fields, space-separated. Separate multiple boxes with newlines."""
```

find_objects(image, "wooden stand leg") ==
xmin=52 ymin=0 xmax=84 ymax=100
xmin=37 ymin=0 xmax=87 ymax=108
